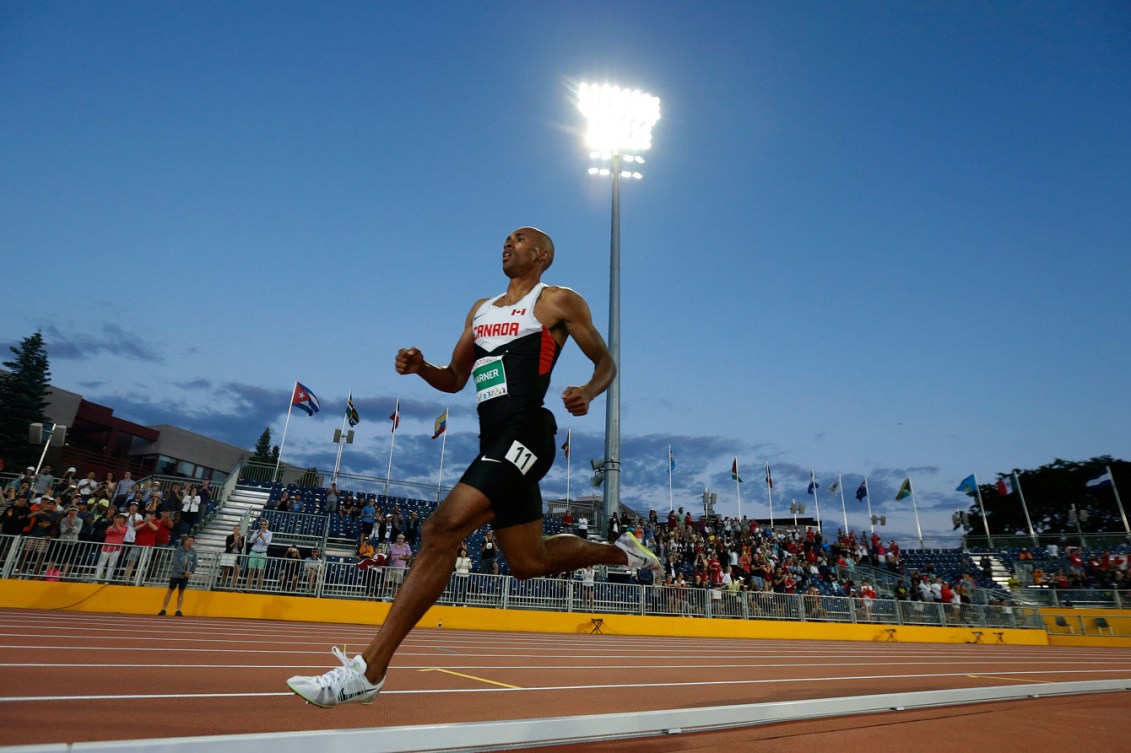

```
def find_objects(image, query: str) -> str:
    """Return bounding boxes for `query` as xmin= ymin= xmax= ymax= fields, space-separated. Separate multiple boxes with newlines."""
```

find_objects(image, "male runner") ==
xmin=287 ymin=226 xmax=663 ymax=707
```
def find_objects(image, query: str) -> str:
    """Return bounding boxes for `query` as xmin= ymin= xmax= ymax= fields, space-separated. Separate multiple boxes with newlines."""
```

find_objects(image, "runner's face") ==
xmin=501 ymin=228 xmax=544 ymax=275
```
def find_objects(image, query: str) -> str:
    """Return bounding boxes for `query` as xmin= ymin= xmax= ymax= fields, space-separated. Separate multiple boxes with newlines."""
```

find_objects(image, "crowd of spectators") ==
xmin=578 ymin=507 xmax=909 ymax=601
xmin=1017 ymin=544 xmax=1130 ymax=593
xmin=1 ymin=463 xmax=213 ymax=580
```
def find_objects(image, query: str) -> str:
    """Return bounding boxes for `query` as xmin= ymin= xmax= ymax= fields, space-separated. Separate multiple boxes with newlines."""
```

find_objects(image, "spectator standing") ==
xmin=179 ymin=485 xmax=202 ymax=538
xmin=198 ymin=479 xmax=212 ymax=515
xmin=303 ymin=548 xmax=325 ymax=592
xmin=454 ymin=546 xmax=473 ymax=604
xmin=112 ymin=472 xmax=136 ymax=507
xmin=132 ymin=510 xmax=159 ymax=581
xmin=246 ymin=518 xmax=272 ymax=590
xmin=359 ymin=499 xmax=376 ymax=542
xmin=55 ymin=467 xmax=79 ymax=496
xmin=77 ymin=472 xmax=99 ymax=502
xmin=325 ymin=484 xmax=340 ymax=516
xmin=22 ymin=496 xmax=60 ymax=575
xmin=94 ymin=513 xmax=128 ymax=582
xmin=282 ymin=545 xmax=302 ymax=591
xmin=577 ymin=514 xmax=589 ymax=539
xmin=219 ymin=524 xmax=244 ymax=589
xmin=404 ymin=512 xmax=421 ymax=547
xmin=8 ymin=466 xmax=36 ymax=493
xmin=578 ymin=564 xmax=596 ymax=610
xmin=121 ymin=502 xmax=144 ymax=582
xmin=56 ymin=505 xmax=84 ymax=578
xmin=158 ymin=536 xmax=198 ymax=616
xmin=386 ymin=533 xmax=413 ymax=597
xmin=32 ymin=466 xmax=56 ymax=496
xmin=1 ymin=496 xmax=31 ymax=537
xmin=479 ymin=529 xmax=498 ymax=574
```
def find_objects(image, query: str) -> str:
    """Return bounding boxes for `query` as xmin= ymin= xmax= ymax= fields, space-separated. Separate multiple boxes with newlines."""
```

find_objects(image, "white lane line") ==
xmin=3 ymin=659 xmax=1129 ymax=670
xmin=1 ymin=668 xmax=1129 ymax=703
xmin=4 ymin=644 xmax=1127 ymax=665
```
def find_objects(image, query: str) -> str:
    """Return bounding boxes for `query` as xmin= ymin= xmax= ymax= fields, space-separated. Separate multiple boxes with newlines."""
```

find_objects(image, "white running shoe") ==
xmin=615 ymin=532 xmax=664 ymax=578
xmin=287 ymin=646 xmax=383 ymax=707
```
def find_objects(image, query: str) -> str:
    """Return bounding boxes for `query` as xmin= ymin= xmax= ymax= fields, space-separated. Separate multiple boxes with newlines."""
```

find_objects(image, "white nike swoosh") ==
xmin=480 ymin=456 xmax=501 ymax=463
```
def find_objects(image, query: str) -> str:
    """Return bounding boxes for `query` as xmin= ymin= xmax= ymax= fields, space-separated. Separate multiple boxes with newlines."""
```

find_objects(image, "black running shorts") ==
xmin=459 ymin=409 xmax=557 ymax=530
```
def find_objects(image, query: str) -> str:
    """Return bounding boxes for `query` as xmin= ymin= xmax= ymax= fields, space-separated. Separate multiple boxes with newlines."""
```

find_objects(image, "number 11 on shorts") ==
xmin=506 ymin=440 xmax=537 ymax=475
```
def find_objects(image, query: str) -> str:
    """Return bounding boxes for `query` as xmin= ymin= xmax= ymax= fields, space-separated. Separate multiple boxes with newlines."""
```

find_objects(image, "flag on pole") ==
xmin=731 ymin=458 xmax=743 ymax=483
xmin=896 ymin=478 xmax=912 ymax=500
xmin=389 ymin=401 xmax=400 ymax=432
xmin=807 ymin=474 xmax=819 ymax=495
xmin=956 ymin=474 xmax=977 ymax=494
xmin=432 ymin=409 xmax=447 ymax=439
xmin=765 ymin=465 xmax=773 ymax=488
xmin=346 ymin=393 xmax=360 ymax=427
xmin=995 ymin=476 xmax=1015 ymax=496
xmin=829 ymin=480 xmax=839 ymax=494
xmin=669 ymin=447 xmax=675 ymax=471
xmin=561 ymin=429 xmax=571 ymax=458
xmin=1087 ymin=470 xmax=1113 ymax=488
xmin=855 ymin=480 xmax=868 ymax=501
xmin=291 ymin=382 xmax=320 ymax=416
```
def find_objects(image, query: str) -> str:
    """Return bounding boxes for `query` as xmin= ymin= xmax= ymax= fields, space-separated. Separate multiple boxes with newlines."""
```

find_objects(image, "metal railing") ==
xmin=0 ymin=533 xmax=1051 ymax=631
xmin=965 ymin=533 xmax=1131 ymax=550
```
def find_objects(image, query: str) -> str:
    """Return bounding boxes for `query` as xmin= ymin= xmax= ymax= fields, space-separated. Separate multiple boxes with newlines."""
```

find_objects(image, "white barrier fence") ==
xmin=0 ymin=533 xmax=1043 ymax=629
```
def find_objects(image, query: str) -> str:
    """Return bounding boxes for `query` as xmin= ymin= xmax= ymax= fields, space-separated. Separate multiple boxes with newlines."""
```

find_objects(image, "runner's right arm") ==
xmin=395 ymin=299 xmax=484 ymax=393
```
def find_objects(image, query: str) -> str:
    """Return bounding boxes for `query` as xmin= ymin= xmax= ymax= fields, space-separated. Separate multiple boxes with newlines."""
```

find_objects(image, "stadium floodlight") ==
xmin=576 ymin=81 xmax=661 ymax=522
xmin=578 ymin=83 xmax=661 ymax=154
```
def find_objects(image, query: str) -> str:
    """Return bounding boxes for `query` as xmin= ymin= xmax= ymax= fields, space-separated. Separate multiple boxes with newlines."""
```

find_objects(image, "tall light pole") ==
xmin=576 ymin=82 xmax=661 ymax=524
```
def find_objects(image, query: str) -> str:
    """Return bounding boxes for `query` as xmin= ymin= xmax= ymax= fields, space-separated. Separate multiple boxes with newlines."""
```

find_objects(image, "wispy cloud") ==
xmin=42 ymin=322 xmax=164 ymax=363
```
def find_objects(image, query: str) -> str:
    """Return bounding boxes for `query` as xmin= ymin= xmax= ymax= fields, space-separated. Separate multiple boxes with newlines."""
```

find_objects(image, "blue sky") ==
xmin=3 ymin=2 xmax=1129 ymax=545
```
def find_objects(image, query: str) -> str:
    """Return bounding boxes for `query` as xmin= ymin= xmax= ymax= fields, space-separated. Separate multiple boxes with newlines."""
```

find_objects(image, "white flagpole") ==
xmin=736 ymin=460 xmax=743 ymax=520
xmin=1106 ymin=464 xmax=1130 ymax=536
xmin=667 ymin=445 xmax=673 ymax=513
xmin=435 ymin=407 xmax=448 ymax=503
xmin=565 ymin=428 xmax=571 ymax=505
xmin=908 ymin=477 xmax=924 ymax=550
xmin=384 ymin=398 xmax=399 ymax=497
xmin=810 ymin=469 xmax=822 ymax=533
xmin=838 ymin=473 xmax=848 ymax=534
xmin=765 ymin=463 xmax=775 ymax=530
xmin=864 ymin=477 xmax=874 ymax=534
xmin=274 ymin=382 xmax=297 ymax=483
xmin=1013 ymin=471 xmax=1037 ymax=546
xmin=972 ymin=473 xmax=994 ymax=547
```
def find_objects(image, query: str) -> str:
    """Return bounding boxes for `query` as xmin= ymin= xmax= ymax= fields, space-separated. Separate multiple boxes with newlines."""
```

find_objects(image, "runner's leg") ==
xmin=360 ymin=483 xmax=492 ymax=683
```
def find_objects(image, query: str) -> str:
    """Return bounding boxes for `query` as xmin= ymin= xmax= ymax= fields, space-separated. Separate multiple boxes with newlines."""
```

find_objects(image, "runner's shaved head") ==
xmin=523 ymin=226 xmax=555 ymax=270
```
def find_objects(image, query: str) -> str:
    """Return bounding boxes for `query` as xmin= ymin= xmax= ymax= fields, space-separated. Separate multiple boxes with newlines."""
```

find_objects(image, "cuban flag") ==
xmin=292 ymin=382 xmax=320 ymax=416
xmin=807 ymin=471 xmax=819 ymax=495
xmin=855 ymin=480 xmax=868 ymax=501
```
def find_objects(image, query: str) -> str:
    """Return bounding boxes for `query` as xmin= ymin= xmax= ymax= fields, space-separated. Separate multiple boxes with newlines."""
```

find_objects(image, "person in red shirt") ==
xmin=707 ymin=553 xmax=723 ymax=586
xmin=133 ymin=510 xmax=159 ymax=581
xmin=153 ymin=514 xmax=173 ymax=547
xmin=939 ymin=581 xmax=954 ymax=604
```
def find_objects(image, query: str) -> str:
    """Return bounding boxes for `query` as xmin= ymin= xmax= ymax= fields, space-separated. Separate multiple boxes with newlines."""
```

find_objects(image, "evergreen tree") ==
xmin=251 ymin=427 xmax=274 ymax=463
xmin=0 ymin=331 xmax=52 ymax=470
xmin=958 ymin=456 xmax=1129 ymax=537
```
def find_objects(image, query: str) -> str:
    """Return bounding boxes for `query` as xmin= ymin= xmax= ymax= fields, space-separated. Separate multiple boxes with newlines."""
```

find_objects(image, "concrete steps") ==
xmin=195 ymin=485 xmax=270 ymax=551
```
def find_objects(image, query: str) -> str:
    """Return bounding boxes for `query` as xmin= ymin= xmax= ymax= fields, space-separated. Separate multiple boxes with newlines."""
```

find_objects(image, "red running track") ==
xmin=1 ymin=608 xmax=1130 ymax=748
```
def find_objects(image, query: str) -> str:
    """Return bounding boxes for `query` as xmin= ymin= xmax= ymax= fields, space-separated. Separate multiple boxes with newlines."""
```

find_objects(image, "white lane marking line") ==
xmin=1 ymin=668 xmax=1129 ymax=703
xmin=3 ymin=659 xmax=1128 ymax=670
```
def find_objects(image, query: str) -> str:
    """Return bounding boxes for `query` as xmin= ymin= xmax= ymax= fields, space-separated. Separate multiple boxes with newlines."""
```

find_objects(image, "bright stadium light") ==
xmin=576 ymin=81 xmax=660 ymax=523
xmin=578 ymin=83 xmax=662 ymax=154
